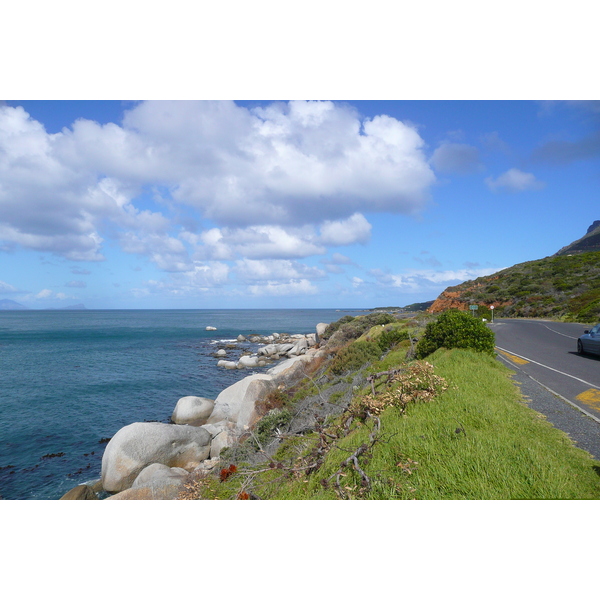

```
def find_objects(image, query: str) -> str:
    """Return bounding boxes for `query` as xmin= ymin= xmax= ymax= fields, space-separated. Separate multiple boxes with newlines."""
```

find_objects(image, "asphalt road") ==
xmin=489 ymin=318 xmax=600 ymax=459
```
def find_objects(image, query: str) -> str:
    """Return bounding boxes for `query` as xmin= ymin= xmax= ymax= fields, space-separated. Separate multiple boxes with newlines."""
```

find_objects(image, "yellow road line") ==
xmin=576 ymin=389 xmax=600 ymax=409
xmin=497 ymin=349 xmax=530 ymax=365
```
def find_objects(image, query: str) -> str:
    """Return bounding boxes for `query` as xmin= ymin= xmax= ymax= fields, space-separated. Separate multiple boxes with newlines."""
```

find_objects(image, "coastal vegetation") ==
xmin=429 ymin=250 xmax=600 ymax=322
xmin=179 ymin=312 xmax=600 ymax=500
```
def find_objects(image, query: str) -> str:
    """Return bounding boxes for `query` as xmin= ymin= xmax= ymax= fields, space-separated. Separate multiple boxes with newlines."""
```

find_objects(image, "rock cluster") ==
xmin=61 ymin=322 xmax=330 ymax=500
xmin=215 ymin=332 xmax=320 ymax=370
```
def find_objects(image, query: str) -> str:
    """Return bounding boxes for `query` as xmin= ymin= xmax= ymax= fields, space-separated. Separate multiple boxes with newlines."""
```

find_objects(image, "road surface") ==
xmin=489 ymin=318 xmax=600 ymax=458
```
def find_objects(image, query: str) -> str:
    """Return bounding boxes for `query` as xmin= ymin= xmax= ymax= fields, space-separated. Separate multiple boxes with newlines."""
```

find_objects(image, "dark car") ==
xmin=577 ymin=323 xmax=600 ymax=355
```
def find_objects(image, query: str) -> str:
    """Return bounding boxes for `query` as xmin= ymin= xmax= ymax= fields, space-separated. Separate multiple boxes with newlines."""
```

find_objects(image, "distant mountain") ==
xmin=555 ymin=220 xmax=600 ymax=256
xmin=0 ymin=299 xmax=30 ymax=310
xmin=428 ymin=221 xmax=600 ymax=322
xmin=47 ymin=304 xmax=87 ymax=310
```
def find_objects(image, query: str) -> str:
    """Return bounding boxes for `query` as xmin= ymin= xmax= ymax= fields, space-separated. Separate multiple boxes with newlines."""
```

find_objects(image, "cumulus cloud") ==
xmin=247 ymin=279 xmax=318 ymax=297
xmin=319 ymin=213 xmax=372 ymax=246
xmin=234 ymin=259 xmax=325 ymax=283
xmin=485 ymin=168 xmax=545 ymax=192
xmin=140 ymin=262 xmax=231 ymax=297
xmin=430 ymin=142 xmax=483 ymax=175
xmin=0 ymin=101 xmax=435 ymax=258
xmin=189 ymin=224 xmax=325 ymax=261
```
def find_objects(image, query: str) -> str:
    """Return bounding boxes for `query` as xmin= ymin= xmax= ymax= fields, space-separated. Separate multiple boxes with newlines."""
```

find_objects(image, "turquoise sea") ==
xmin=0 ymin=308 xmax=364 ymax=500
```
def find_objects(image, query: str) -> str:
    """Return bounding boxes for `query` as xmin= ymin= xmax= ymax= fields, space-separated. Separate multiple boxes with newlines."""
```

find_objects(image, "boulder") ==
xmin=215 ymin=349 xmax=227 ymax=357
xmin=258 ymin=344 xmax=277 ymax=357
xmin=101 ymin=422 xmax=212 ymax=493
xmin=238 ymin=355 xmax=260 ymax=368
xmin=210 ymin=429 xmax=238 ymax=458
xmin=268 ymin=354 xmax=313 ymax=387
xmin=276 ymin=343 xmax=295 ymax=355
xmin=207 ymin=373 xmax=276 ymax=430
xmin=205 ymin=326 xmax=217 ymax=331
xmin=104 ymin=483 xmax=184 ymax=500
xmin=171 ymin=396 xmax=214 ymax=426
xmin=217 ymin=360 xmax=238 ymax=369
xmin=132 ymin=463 xmax=189 ymax=488
xmin=60 ymin=484 xmax=98 ymax=500
xmin=288 ymin=337 xmax=308 ymax=356
xmin=316 ymin=323 xmax=329 ymax=342
xmin=237 ymin=335 xmax=247 ymax=342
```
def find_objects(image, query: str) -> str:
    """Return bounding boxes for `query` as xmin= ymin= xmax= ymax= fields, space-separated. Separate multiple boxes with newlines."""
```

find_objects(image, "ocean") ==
xmin=0 ymin=308 xmax=364 ymax=500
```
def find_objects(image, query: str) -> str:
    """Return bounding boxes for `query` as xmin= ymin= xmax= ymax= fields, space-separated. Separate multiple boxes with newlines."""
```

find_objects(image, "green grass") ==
xmin=185 ymin=345 xmax=600 ymax=500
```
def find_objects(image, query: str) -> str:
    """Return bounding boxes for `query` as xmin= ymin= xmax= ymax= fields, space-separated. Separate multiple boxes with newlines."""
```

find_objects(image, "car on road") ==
xmin=577 ymin=323 xmax=600 ymax=355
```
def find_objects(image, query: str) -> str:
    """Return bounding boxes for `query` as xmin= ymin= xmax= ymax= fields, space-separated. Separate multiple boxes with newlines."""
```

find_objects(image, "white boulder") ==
xmin=238 ymin=355 xmax=260 ymax=368
xmin=171 ymin=396 xmax=215 ymax=426
xmin=101 ymin=422 xmax=212 ymax=492
xmin=132 ymin=463 xmax=189 ymax=488
xmin=316 ymin=323 xmax=329 ymax=342
xmin=210 ymin=429 xmax=238 ymax=458
xmin=217 ymin=360 xmax=238 ymax=369
xmin=207 ymin=373 xmax=275 ymax=430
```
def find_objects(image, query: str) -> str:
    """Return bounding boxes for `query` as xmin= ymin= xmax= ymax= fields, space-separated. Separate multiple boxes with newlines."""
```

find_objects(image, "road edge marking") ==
xmin=496 ymin=353 xmax=600 ymax=426
xmin=495 ymin=345 xmax=600 ymax=390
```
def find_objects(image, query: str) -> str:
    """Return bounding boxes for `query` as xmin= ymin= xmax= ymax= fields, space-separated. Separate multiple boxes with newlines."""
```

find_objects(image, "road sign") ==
xmin=490 ymin=305 xmax=495 ymax=310
xmin=469 ymin=305 xmax=478 ymax=310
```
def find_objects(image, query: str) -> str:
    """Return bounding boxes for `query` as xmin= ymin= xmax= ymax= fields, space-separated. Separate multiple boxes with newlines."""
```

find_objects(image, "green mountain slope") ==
xmin=429 ymin=250 xmax=600 ymax=322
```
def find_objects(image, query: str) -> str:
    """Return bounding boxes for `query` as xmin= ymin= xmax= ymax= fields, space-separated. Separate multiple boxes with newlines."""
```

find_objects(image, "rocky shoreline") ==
xmin=60 ymin=323 xmax=330 ymax=500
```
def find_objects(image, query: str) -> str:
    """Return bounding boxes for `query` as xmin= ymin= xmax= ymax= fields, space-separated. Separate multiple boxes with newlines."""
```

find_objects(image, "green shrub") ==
xmin=378 ymin=327 xmax=409 ymax=352
xmin=327 ymin=313 xmax=397 ymax=346
xmin=254 ymin=408 xmax=292 ymax=448
xmin=415 ymin=309 xmax=495 ymax=359
xmin=322 ymin=315 xmax=355 ymax=339
xmin=329 ymin=340 xmax=382 ymax=375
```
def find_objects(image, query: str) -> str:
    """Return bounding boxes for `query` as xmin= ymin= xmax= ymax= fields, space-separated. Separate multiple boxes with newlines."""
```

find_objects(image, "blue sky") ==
xmin=0 ymin=99 xmax=598 ymax=309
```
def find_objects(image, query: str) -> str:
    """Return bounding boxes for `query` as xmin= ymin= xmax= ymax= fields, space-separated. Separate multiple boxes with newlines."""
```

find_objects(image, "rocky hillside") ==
xmin=429 ymin=221 xmax=600 ymax=322
xmin=555 ymin=220 xmax=600 ymax=256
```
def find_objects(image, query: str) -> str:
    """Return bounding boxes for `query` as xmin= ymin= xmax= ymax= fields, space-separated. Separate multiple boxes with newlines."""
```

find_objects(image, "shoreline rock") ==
xmin=96 ymin=321 xmax=329 ymax=499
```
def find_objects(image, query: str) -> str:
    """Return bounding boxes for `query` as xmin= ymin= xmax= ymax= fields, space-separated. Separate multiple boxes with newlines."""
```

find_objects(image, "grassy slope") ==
xmin=261 ymin=348 xmax=600 ymax=500
xmin=189 ymin=322 xmax=600 ymax=500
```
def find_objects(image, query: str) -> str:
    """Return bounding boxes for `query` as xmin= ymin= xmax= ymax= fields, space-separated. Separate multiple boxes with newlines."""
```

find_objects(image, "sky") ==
xmin=1 ymin=3 xmax=598 ymax=311
xmin=0 ymin=99 xmax=598 ymax=310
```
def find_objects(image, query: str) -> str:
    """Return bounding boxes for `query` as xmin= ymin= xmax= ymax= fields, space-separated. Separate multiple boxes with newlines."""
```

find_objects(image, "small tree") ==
xmin=415 ymin=309 xmax=495 ymax=359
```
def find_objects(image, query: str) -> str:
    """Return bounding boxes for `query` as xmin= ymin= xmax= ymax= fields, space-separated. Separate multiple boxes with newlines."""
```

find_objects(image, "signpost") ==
xmin=490 ymin=305 xmax=495 ymax=323
xmin=469 ymin=304 xmax=478 ymax=317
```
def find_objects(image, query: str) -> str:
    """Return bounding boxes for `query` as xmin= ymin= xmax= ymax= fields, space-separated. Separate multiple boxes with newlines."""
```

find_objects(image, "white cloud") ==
xmin=65 ymin=280 xmax=87 ymax=288
xmin=235 ymin=259 xmax=325 ymax=283
xmin=485 ymin=168 xmax=545 ymax=192
xmin=140 ymin=262 xmax=231 ymax=296
xmin=192 ymin=224 xmax=325 ymax=261
xmin=319 ymin=213 xmax=372 ymax=246
xmin=247 ymin=279 xmax=319 ymax=297
xmin=0 ymin=280 xmax=18 ymax=293
xmin=370 ymin=266 xmax=502 ymax=292
xmin=430 ymin=142 xmax=483 ymax=175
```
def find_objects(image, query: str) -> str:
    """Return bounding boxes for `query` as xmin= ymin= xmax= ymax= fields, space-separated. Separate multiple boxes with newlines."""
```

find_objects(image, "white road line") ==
xmin=497 ymin=354 xmax=600 ymax=425
xmin=542 ymin=324 xmax=578 ymax=340
xmin=495 ymin=345 xmax=600 ymax=390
